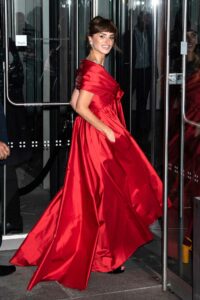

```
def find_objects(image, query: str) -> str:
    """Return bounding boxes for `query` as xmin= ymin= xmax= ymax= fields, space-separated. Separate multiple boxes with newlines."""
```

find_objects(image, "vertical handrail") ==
xmin=129 ymin=7 xmax=133 ymax=133
xmin=113 ymin=0 xmax=116 ymax=78
xmin=178 ymin=0 xmax=187 ymax=271
xmin=162 ymin=0 xmax=170 ymax=292
xmin=150 ymin=2 xmax=158 ymax=166
xmin=180 ymin=0 xmax=187 ymax=219
xmin=92 ymin=0 xmax=97 ymax=18
xmin=3 ymin=61 xmax=7 ymax=236
xmin=76 ymin=0 xmax=79 ymax=69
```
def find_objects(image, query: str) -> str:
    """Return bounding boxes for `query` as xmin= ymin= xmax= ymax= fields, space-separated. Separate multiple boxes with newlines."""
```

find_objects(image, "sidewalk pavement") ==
xmin=0 ymin=249 xmax=181 ymax=300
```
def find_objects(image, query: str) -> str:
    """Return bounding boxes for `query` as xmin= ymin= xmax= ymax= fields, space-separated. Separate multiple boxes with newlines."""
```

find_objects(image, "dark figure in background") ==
xmin=170 ymin=7 xmax=192 ymax=66
xmin=132 ymin=11 xmax=152 ymax=145
xmin=0 ymin=28 xmax=25 ymax=233
xmin=170 ymin=8 xmax=183 ymax=64
xmin=0 ymin=103 xmax=16 ymax=276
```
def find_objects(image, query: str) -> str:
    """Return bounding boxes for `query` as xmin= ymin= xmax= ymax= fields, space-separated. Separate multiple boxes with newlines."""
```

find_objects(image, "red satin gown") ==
xmin=10 ymin=59 xmax=163 ymax=290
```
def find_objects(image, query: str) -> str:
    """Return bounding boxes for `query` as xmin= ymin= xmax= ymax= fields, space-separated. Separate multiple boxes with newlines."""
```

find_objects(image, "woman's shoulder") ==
xmin=76 ymin=59 xmax=119 ymax=92
xmin=76 ymin=59 xmax=104 ymax=84
xmin=75 ymin=60 xmax=100 ymax=89
xmin=78 ymin=59 xmax=104 ymax=74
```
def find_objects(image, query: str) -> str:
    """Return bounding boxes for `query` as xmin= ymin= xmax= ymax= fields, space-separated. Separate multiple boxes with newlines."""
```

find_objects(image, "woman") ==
xmin=10 ymin=16 xmax=163 ymax=290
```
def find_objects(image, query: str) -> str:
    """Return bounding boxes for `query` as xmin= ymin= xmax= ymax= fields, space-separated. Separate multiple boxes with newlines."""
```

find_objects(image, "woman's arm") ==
xmin=74 ymin=89 xmax=115 ymax=142
xmin=70 ymin=88 xmax=80 ymax=110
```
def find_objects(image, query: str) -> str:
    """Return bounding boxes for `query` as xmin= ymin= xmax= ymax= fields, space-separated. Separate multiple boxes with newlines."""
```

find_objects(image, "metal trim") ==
xmin=129 ymin=8 xmax=133 ymax=133
xmin=92 ymin=0 xmax=97 ymax=18
xmin=176 ymin=0 xmax=188 ymax=274
xmin=3 ymin=61 xmax=7 ymax=235
xmin=76 ymin=0 xmax=79 ymax=69
xmin=150 ymin=2 xmax=158 ymax=166
xmin=183 ymin=114 xmax=200 ymax=128
xmin=1 ymin=234 xmax=27 ymax=251
xmin=113 ymin=0 xmax=117 ymax=78
xmin=162 ymin=0 xmax=170 ymax=292
xmin=179 ymin=0 xmax=187 ymax=225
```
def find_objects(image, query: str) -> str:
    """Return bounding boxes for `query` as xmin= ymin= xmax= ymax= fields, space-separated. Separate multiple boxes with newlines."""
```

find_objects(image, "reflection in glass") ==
xmin=132 ymin=10 xmax=152 ymax=149
xmin=0 ymin=23 xmax=28 ymax=234
xmin=168 ymin=1 xmax=200 ymax=286
xmin=9 ymin=0 xmax=73 ymax=104
xmin=2 ymin=0 xmax=92 ymax=236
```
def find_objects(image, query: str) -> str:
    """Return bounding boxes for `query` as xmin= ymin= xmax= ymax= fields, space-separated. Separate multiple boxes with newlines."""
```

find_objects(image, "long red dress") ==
xmin=10 ymin=59 xmax=163 ymax=290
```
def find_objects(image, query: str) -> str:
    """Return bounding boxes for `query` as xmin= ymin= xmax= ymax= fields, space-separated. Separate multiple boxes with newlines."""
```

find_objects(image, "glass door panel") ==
xmin=110 ymin=0 xmax=166 ymax=283
xmin=115 ymin=0 xmax=165 ymax=172
xmin=5 ymin=0 xmax=77 ymax=105
xmin=1 ymin=0 xmax=92 ymax=238
xmin=167 ymin=0 xmax=200 ymax=294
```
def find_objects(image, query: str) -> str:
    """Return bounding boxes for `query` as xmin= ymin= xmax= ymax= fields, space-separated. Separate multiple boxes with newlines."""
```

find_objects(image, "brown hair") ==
xmin=88 ymin=16 xmax=118 ymax=48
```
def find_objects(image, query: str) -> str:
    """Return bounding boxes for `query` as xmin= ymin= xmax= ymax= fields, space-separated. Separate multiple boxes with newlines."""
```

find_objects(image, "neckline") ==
xmin=81 ymin=59 xmax=118 ymax=85
xmin=83 ymin=59 xmax=104 ymax=68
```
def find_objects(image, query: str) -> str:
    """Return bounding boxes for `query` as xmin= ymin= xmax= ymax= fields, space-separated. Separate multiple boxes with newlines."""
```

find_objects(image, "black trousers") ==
xmin=0 ymin=165 xmax=21 ymax=230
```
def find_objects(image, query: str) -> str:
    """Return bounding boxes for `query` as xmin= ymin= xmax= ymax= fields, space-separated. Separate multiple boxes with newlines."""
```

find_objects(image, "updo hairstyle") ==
xmin=88 ymin=16 xmax=118 ymax=48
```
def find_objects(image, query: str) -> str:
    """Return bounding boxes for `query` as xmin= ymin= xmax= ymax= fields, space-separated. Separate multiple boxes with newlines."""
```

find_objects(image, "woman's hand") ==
xmin=75 ymin=90 xmax=116 ymax=143
xmin=105 ymin=127 xmax=115 ymax=142
xmin=0 ymin=142 xmax=10 ymax=160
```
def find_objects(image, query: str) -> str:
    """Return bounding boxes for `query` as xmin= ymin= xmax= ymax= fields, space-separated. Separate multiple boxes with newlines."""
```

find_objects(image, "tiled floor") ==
xmin=0 ymin=248 xmax=181 ymax=300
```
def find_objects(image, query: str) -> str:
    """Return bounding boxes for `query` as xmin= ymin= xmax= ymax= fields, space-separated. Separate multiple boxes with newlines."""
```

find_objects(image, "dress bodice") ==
xmin=76 ymin=60 xmax=124 ymax=113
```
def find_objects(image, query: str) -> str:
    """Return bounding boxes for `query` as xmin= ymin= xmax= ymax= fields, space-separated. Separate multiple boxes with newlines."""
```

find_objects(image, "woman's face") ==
xmin=89 ymin=32 xmax=115 ymax=56
xmin=187 ymin=30 xmax=198 ymax=53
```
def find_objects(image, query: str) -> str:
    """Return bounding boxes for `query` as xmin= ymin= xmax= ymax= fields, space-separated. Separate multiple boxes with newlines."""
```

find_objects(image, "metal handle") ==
xmin=179 ymin=0 xmax=188 ymax=221
xmin=150 ymin=2 xmax=158 ymax=166
xmin=162 ymin=0 xmax=171 ymax=292
xmin=76 ymin=0 xmax=79 ymax=69
xmin=183 ymin=114 xmax=200 ymax=128
xmin=92 ymin=0 xmax=97 ymax=18
xmin=129 ymin=8 xmax=133 ymax=133
xmin=4 ymin=0 xmax=70 ymax=107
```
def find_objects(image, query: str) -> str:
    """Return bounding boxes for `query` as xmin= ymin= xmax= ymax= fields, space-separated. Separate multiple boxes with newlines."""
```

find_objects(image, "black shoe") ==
xmin=108 ymin=266 xmax=125 ymax=274
xmin=0 ymin=265 xmax=16 ymax=276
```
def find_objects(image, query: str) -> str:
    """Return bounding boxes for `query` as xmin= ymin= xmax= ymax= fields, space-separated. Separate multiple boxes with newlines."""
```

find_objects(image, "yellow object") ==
xmin=182 ymin=240 xmax=192 ymax=264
